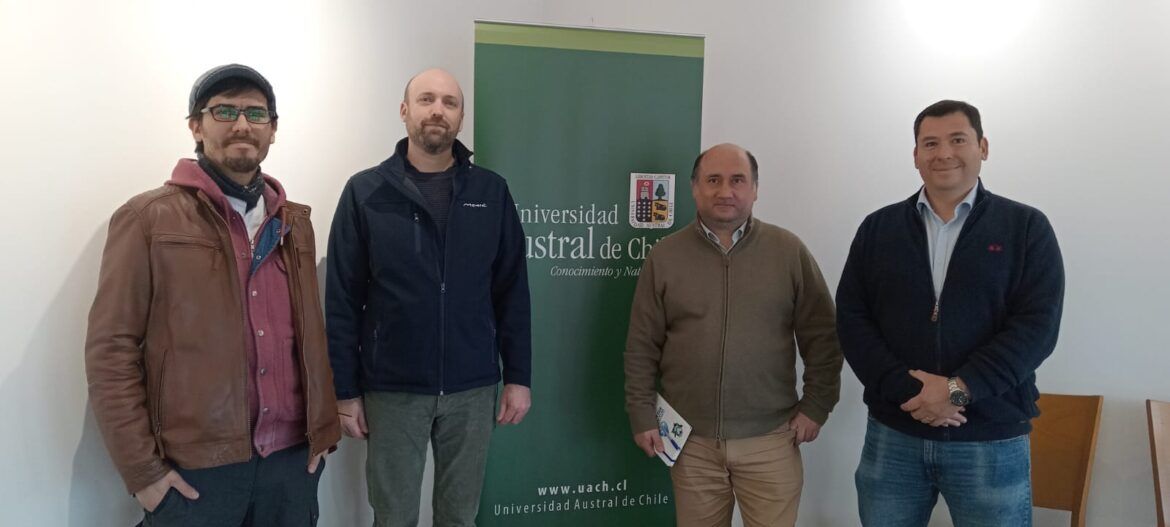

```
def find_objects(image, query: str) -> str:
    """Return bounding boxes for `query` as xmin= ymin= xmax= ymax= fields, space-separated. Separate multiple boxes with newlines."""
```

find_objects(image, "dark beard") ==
xmin=222 ymin=155 xmax=260 ymax=174
xmin=197 ymin=154 xmax=264 ymax=210
xmin=414 ymin=125 xmax=456 ymax=155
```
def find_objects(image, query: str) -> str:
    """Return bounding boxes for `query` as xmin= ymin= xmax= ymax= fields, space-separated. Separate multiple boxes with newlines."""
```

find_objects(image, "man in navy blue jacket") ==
xmin=326 ymin=68 xmax=531 ymax=527
xmin=836 ymin=100 xmax=1064 ymax=527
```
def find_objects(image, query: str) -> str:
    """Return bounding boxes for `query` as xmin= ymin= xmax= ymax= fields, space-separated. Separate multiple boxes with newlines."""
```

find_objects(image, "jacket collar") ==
xmin=167 ymin=158 xmax=287 ymax=219
xmin=376 ymin=138 xmax=474 ymax=213
xmin=903 ymin=178 xmax=989 ymax=209
xmin=381 ymin=137 xmax=473 ymax=177
xmin=691 ymin=214 xmax=756 ymax=252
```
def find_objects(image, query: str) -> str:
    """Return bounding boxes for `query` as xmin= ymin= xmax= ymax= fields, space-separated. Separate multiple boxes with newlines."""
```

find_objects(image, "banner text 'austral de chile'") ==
xmin=516 ymin=203 xmax=667 ymax=271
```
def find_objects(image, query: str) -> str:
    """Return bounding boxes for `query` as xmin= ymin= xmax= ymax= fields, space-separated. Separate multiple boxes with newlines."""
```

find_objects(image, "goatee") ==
xmin=223 ymin=156 xmax=260 ymax=174
xmin=418 ymin=128 xmax=456 ymax=155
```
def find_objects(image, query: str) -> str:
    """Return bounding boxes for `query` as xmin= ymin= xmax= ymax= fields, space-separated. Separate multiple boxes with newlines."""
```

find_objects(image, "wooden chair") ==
xmin=1029 ymin=393 xmax=1103 ymax=527
xmin=1148 ymin=399 xmax=1170 ymax=527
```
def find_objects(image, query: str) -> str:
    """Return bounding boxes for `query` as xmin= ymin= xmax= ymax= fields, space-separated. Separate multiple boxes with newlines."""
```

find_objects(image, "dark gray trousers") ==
xmin=365 ymin=385 xmax=496 ymax=527
xmin=138 ymin=442 xmax=323 ymax=527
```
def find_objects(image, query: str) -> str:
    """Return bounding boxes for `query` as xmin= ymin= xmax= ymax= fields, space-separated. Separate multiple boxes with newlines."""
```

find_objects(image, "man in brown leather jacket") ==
xmin=84 ymin=64 xmax=341 ymax=526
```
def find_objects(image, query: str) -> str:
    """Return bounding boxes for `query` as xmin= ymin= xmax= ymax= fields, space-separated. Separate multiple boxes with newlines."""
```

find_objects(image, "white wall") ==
xmin=2 ymin=0 xmax=1167 ymax=525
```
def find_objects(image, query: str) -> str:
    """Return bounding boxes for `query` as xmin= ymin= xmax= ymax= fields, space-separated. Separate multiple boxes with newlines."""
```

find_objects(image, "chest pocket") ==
xmin=450 ymin=199 xmax=501 ymax=262
xmin=153 ymin=234 xmax=221 ymax=274
xmin=365 ymin=199 xmax=422 ymax=271
xmin=946 ymin=232 xmax=1015 ymax=301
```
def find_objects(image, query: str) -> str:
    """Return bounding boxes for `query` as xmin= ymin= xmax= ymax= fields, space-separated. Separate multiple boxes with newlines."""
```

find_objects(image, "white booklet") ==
xmin=655 ymin=393 xmax=692 ymax=467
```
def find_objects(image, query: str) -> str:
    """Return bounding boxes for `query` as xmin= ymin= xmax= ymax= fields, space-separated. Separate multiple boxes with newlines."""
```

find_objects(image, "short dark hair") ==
xmin=690 ymin=147 xmax=759 ymax=183
xmin=914 ymin=100 xmax=983 ymax=142
xmin=189 ymin=77 xmax=274 ymax=154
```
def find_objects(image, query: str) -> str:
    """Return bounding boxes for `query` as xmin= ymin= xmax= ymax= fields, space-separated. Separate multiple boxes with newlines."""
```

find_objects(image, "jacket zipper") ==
xmin=419 ymin=206 xmax=448 ymax=396
xmin=925 ymin=189 xmax=989 ymax=326
xmin=913 ymin=187 xmax=988 ymax=439
xmin=435 ymin=183 xmax=457 ymax=396
xmin=283 ymin=222 xmax=314 ymax=449
xmin=388 ymin=165 xmax=458 ymax=396
xmin=715 ymin=254 xmax=731 ymax=447
xmin=934 ymin=297 xmax=947 ymax=439
xmin=413 ymin=213 xmax=421 ymax=254
xmin=438 ymin=176 xmax=459 ymax=396
xmin=439 ymin=278 xmax=446 ymax=396
xmin=372 ymin=323 xmax=380 ymax=374
xmin=489 ymin=318 xmax=497 ymax=366
xmin=933 ymin=299 xmax=942 ymax=367
xmin=153 ymin=347 xmax=169 ymax=458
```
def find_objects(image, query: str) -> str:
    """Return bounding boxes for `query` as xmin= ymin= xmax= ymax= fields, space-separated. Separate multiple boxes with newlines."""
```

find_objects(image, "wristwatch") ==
xmin=948 ymin=377 xmax=971 ymax=406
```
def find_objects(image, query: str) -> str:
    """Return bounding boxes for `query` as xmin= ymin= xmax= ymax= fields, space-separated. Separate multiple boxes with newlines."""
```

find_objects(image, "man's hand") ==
xmin=788 ymin=412 xmax=822 ymax=445
xmin=308 ymin=451 xmax=327 ymax=474
xmin=338 ymin=397 xmax=368 ymax=439
xmin=633 ymin=429 xmax=665 ymax=457
xmin=900 ymin=370 xmax=967 ymax=427
xmin=135 ymin=470 xmax=199 ymax=512
xmin=497 ymin=384 xmax=532 ymax=425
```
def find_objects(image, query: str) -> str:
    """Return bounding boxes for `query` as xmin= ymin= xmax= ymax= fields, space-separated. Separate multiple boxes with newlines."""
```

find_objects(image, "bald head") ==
xmin=403 ymin=68 xmax=465 ymax=106
xmin=400 ymin=68 xmax=466 ymax=157
xmin=690 ymin=142 xmax=759 ymax=233
xmin=691 ymin=143 xmax=758 ymax=184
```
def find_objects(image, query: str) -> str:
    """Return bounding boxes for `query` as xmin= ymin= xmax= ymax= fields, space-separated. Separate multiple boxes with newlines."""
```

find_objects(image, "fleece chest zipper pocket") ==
xmin=413 ymin=212 xmax=422 ymax=254
xmin=488 ymin=317 xmax=497 ymax=366
xmin=370 ymin=323 xmax=381 ymax=375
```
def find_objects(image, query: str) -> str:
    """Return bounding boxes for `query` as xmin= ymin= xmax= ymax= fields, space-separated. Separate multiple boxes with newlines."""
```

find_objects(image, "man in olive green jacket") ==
xmin=624 ymin=143 xmax=843 ymax=527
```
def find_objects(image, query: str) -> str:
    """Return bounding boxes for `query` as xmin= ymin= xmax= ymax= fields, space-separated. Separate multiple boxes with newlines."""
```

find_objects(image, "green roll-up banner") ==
xmin=474 ymin=21 xmax=704 ymax=526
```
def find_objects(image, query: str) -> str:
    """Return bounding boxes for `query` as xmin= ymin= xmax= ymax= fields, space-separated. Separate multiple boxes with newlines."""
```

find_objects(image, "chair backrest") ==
xmin=1029 ymin=393 xmax=1104 ymax=527
xmin=1148 ymin=399 xmax=1170 ymax=527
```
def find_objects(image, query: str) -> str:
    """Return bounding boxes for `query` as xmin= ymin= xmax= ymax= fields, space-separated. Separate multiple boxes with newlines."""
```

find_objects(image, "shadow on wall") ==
xmin=66 ymin=227 xmax=142 ymax=525
xmin=70 ymin=405 xmax=140 ymax=525
xmin=314 ymin=256 xmax=377 ymax=526
xmin=0 ymin=224 xmax=145 ymax=525
xmin=57 ymin=237 xmax=377 ymax=526
xmin=37 ymin=235 xmax=409 ymax=526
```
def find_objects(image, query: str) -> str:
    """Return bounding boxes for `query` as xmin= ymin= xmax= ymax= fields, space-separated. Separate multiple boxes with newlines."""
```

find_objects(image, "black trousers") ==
xmin=138 ymin=442 xmax=323 ymax=527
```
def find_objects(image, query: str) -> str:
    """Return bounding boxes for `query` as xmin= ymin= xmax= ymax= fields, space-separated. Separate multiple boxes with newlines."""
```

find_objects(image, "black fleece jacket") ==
xmin=326 ymin=139 xmax=531 ymax=399
xmin=837 ymin=181 xmax=1064 ymax=441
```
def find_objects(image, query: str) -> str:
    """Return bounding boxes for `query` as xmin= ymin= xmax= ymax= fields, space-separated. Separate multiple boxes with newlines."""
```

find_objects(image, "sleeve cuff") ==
xmin=123 ymin=458 xmax=171 ymax=496
xmin=502 ymin=371 xmax=530 ymax=387
xmin=882 ymin=373 xmax=924 ymax=405
xmin=335 ymin=387 xmax=361 ymax=400
xmin=629 ymin=409 xmax=659 ymax=435
xmin=796 ymin=402 xmax=830 ymax=426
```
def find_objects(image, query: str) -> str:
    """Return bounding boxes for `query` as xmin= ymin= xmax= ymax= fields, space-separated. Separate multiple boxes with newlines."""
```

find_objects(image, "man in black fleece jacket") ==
xmin=326 ymin=68 xmax=531 ymax=527
xmin=836 ymin=100 xmax=1064 ymax=527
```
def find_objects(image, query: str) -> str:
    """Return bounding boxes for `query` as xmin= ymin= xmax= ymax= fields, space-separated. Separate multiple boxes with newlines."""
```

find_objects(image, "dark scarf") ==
xmin=197 ymin=154 xmax=265 ymax=210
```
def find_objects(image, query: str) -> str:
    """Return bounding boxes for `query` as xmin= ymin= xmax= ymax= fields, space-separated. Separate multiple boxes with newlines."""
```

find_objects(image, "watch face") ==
xmin=950 ymin=391 xmax=970 ymax=406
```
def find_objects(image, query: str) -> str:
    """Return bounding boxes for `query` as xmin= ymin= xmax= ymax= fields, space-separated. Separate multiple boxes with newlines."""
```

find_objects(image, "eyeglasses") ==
xmin=201 ymin=104 xmax=275 ymax=124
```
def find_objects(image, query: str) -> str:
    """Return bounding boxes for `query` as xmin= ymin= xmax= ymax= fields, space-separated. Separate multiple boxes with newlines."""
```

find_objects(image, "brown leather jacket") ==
xmin=85 ymin=161 xmax=341 ymax=494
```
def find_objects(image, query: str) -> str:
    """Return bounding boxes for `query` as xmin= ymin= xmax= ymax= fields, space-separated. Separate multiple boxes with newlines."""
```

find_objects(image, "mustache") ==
xmin=224 ymin=135 xmax=260 ymax=147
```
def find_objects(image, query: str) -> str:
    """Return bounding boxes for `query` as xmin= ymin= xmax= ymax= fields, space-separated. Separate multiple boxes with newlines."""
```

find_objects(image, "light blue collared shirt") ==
xmin=699 ymin=218 xmax=749 ymax=254
xmin=917 ymin=185 xmax=977 ymax=299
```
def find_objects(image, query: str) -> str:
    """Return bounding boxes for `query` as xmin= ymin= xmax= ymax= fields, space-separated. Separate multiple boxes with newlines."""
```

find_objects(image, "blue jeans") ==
xmin=856 ymin=417 xmax=1032 ymax=527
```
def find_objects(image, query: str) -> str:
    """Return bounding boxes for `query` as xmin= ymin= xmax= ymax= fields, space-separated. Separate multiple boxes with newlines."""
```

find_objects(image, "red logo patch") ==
xmin=988 ymin=244 xmax=1004 ymax=253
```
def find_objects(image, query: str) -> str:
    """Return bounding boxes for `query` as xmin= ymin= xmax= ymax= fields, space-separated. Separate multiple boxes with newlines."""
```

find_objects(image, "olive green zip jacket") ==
xmin=624 ymin=217 xmax=842 ymax=439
